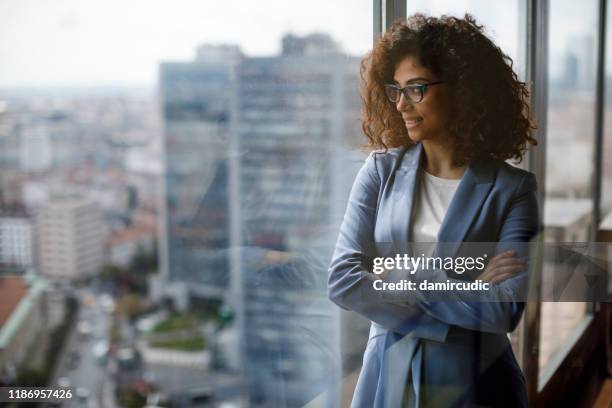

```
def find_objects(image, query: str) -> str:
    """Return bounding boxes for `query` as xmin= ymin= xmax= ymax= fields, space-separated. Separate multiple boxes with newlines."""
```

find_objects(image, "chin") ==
xmin=407 ymin=130 xmax=426 ymax=143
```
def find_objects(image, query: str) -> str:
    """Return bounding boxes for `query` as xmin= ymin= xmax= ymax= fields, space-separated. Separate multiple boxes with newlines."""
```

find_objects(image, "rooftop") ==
xmin=0 ymin=276 xmax=29 ymax=329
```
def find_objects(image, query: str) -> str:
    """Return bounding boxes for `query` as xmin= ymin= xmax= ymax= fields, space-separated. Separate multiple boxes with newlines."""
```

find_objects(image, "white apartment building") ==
xmin=37 ymin=198 xmax=106 ymax=279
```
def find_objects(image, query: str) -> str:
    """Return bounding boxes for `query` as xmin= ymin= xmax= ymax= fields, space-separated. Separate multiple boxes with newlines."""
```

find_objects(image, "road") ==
xmin=48 ymin=288 xmax=117 ymax=408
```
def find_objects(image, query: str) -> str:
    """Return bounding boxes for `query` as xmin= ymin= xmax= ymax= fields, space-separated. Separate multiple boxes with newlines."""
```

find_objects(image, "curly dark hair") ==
xmin=360 ymin=13 xmax=537 ymax=165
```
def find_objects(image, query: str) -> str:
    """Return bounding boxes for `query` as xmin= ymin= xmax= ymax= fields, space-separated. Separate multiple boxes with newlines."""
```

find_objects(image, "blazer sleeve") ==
xmin=411 ymin=172 xmax=539 ymax=333
xmin=327 ymin=152 xmax=428 ymax=336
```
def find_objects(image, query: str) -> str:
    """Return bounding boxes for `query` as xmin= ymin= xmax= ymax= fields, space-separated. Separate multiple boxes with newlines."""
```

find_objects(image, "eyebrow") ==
xmin=392 ymin=77 xmax=431 ymax=85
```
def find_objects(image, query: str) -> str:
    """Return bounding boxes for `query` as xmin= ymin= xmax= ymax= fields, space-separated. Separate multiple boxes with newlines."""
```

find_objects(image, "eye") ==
xmin=384 ymin=85 xmax=401 ymax=102
xmin=407 ymin=86 xmax=421 ymax=96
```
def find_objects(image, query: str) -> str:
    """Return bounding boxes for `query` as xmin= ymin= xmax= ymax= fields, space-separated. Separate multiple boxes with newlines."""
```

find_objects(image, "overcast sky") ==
xmin=0 ymin=0 xmax=603 ymax=88
xmin=0 ymin=0 xmax=372 ymax=87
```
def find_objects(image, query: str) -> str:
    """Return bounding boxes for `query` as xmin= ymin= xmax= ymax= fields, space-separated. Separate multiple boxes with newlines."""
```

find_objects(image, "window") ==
xmin=2 ymin=2 xmax=610 ymax=405
xmin=0 ymin=2 xmax=373 ymax=406
xmin=538 ymin=0 xmax=599 ymax=385
xmin=406 ymin=0 xmax=529 ymax=364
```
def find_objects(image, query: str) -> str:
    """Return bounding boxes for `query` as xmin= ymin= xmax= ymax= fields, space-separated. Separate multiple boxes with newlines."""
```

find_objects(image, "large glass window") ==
xmin=0 ymin=2 xmax=372 ymax=407
xmin=539 ymin=0 xmax=599 ymax=384
xmin=2 ymin=1 xmax=609 ymax=404
xmin=406 ymin=0 xmax=529 ymax=362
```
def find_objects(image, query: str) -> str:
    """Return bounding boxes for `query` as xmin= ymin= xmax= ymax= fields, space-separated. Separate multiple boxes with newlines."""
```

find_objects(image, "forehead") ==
xmin=393 ymin=55 xmax=434 ymax=82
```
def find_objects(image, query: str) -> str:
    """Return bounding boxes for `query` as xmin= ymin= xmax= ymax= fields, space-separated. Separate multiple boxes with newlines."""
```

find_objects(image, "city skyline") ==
xmin=0 ymin=0 xmax=372 ymax=87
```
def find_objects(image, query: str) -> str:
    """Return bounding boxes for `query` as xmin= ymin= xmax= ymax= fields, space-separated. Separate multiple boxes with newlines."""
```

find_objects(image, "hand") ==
xmin=478 ymin=250 xmax=526 ymax=284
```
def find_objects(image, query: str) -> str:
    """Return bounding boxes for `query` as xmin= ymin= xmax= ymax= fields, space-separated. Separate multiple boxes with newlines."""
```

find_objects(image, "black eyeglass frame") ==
xmin=384 ymin=80 xmax=445 ymax=104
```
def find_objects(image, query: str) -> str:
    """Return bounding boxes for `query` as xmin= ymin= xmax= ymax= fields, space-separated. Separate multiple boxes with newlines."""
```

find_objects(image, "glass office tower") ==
xmin=236 ymin=34 xmax=360 ymax=406
xmin=160 ymin=34 xmax=364 ymax=406
xmin=159 ymin=45 xmax=242 ymax=300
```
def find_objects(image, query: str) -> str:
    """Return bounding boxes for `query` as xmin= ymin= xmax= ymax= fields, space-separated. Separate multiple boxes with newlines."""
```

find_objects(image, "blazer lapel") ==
xmin=386 ymin=143 xmax=423 ymax=254
xmin=435 ymin=160 xmax=495 ymax=258
xmin=384 ymin=144 xmax=494 ymax=259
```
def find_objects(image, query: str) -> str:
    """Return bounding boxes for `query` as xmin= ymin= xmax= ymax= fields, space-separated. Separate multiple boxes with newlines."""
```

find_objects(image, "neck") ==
xmin=421 ymin=139 xmax=466 ymax=179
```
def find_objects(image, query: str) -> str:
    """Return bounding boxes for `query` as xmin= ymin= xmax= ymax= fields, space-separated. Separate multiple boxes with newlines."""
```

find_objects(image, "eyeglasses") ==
xmin=384 ymin=80 xmax=445 ymax=104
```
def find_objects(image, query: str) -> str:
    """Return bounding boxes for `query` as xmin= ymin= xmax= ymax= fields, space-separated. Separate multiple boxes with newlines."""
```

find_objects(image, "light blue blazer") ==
xmin=328 ymin=143 xmax=539 ymax=407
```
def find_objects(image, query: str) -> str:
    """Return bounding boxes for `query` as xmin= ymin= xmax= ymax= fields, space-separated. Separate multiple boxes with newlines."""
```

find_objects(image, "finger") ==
xmin=478 ymin=269 xmax=494 ymax=281
xmin=488 ymin=273 xmax=518 ymax=285
xmin=485 ymin=251 xmax=517 ymax=269
xmin=489 ymin=268 xmax=526 ymax=284
xmin=478 ymin=265 xmax=501 ymax=281
xmin=478 ymin=258 xmax=520 ymax=277
xmin=495 ymin=264 xmax=527 ymax=275
xmin=480 ymin=264 xmax=525 ymax=282
xmin=478 ymin=267 xmax=493 ymax=280
xmin=481 ymin=270 xmax=509 ymax=283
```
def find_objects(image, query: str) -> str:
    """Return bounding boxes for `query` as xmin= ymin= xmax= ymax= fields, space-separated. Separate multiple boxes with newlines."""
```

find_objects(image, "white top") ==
xmin=411 ymin=170 xmax=462 ymax=254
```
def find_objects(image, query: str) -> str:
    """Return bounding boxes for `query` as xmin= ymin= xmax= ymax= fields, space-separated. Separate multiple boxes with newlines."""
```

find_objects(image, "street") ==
xmin=48 ymin=288 xmax=117 ymax=408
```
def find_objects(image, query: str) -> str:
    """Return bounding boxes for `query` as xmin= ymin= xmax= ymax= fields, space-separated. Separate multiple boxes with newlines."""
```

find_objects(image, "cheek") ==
xmin=424 ymin=100 xmax=452 ymax=127
xmin=424 ymin=89 xmax=452 ymax=120
xmin=436 ymin=94 xmax=453 ymax=124
xmin=435 ymin=106 xmax=452 ymax=125
xmin=420 ymin=105 xmax=445 ymax=126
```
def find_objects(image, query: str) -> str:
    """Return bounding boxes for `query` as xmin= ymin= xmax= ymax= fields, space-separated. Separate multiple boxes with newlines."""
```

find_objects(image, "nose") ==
xmin=395 ymin=93 xmax=413 ymax=112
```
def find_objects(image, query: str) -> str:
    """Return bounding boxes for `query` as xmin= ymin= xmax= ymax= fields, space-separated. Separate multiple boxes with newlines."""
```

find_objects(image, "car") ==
xmin=57 ymin=376 xmax=71 ymax=388
xmin=117 ymin=347 xmax=141 ymax=371
xmin=93 ymin=340 xmax=110 ymax=364
xmin=77 ymin=321 xmax=93 ymax=338
xmin=75 ymin=387 xmax=90 ymax=401
xmin=99 ymin=294 xmax=115 ymax=313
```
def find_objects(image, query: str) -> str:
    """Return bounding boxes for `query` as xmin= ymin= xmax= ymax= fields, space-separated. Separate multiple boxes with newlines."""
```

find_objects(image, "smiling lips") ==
xmin=403 ymin=117 xmax=423 ymax=128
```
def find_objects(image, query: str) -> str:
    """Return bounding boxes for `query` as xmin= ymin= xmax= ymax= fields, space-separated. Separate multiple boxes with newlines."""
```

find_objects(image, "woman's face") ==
xmin=392 ymin=55 xmax=452 ymax=144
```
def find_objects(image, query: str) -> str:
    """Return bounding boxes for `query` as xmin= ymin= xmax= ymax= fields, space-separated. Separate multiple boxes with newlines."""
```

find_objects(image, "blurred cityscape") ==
xmin=0 ymin=25 xmax=611 ymax=408
xmin=0 ymin=33 xmax=370 ymax=408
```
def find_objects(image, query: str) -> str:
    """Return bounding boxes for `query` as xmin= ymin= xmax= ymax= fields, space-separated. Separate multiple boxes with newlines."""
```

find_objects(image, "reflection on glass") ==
xmin=540 ymin=0 xmax=598 ymax=376
xmin=160 ymin=34 xmax=369 ymax=407
xmin=0 ymin=1 xmax=372 ymax=407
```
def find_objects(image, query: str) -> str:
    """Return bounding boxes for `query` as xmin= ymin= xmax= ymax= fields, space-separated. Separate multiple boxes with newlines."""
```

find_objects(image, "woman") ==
xmin=328 ymin=14 xmax=539 ymax=407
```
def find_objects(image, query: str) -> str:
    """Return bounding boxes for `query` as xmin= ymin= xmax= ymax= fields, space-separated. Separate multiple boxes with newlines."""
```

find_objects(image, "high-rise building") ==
xmin=159 ymin=34 xmax=366 ymax=406
xmin=234 ymin=33 xmax=362 ymax=407
xmin=566 ymin=34 xmax=595 ymax=90
xmin=36 ymin=198 xmax=105 ymax=279
xmin=159 ymin=45 xmax=242 ymax=301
